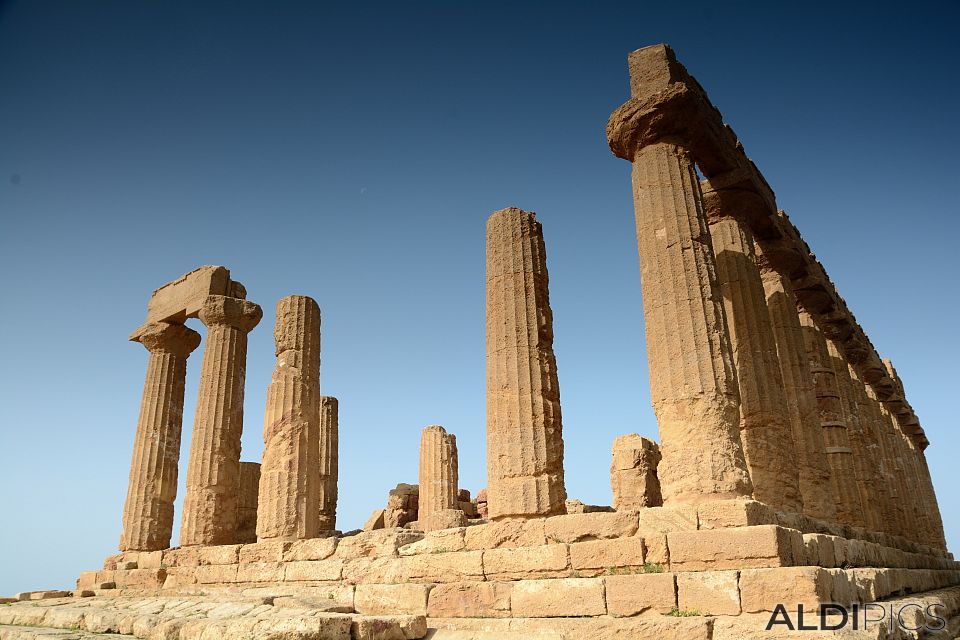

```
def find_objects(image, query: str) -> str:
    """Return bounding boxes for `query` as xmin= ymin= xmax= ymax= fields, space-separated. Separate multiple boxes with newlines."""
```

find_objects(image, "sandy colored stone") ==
xmin=363 ymin=509 xmax=385 ymax=531
xmin=668 ymin=525 xmax=802 ymax=571
xmin=283 ymin=559 xmax=344 ymax=582
xmin=428 ymin=581 xmax=513 ymax=618
xmin=510 ymin=578 xmax=606 ymax=617
xmin=483 ymin=544 xmax=570 ymax=580
xmin=739 ymin=566 xmax=831 ymax=613
xmin=419 ymin=425 xmax=465 ymax=532
xmin=475 ymin=489 xmax=488 ymax=519
xmin=383 ymin=483 xmax=419 ymax=529
xmin=196 ymin=544 xmax=241 ymax=565
xmin=120 ymin=321 xmax=201 ymax=552
xmin=399 ymin=527 xmax=466 ymax=556
xmin=257 ymin=295 xmax=321 ymax=541
xmin=180 ymin=294 xmax=262 ymax=546
xmin=355 ymin=583 xmax=432 ymax=616
xmin=318 ymin=396 xmax=339 ymax=532
xmin=635 ymin=505 xmax=697 ymax=533
xmin=135 ymin=265 xmax=234 ymax=326
xmin=283 ymin=536 xmax=338 ymax=562
xmin=758 ymin=257 xmax=837 ymax=522
xmin=404 ymin=550 xmax=485 ymax=583
xmin=677 ymin=570 xmax=740 ymax=615
xmin=335 ymin=529 xmax=423 ymax=560
xmin=695 ymin=498 xmax=776 ymax=530
xmin=605 ymin=572 xmax=677 ymax=616
xmin=463 ymin=518 xmax=547 ymax=550
xmin=351 ymin=614 xmax=427 ymax=640
xmin=543 ymin=511 xmax=638 ymax=544
xmin=485 ymin=207 xmax=567 ymax=519
xmin=704 ymin=208 xmax=801 ymax=513
xmin=236 ymin=461 xmax=260 ymax=544
xmin=610 ymin=434 xmax=662 ymax=510
xmin=569 ymin=537 xmax=645 ymax=574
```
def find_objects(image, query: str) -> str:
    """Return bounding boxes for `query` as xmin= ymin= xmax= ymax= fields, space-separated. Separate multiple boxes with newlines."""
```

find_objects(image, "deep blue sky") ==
xmin=1 ymin=1 xmax=957 ymax=595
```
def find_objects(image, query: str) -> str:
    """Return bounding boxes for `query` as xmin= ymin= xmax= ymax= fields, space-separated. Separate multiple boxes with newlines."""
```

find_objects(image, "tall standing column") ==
xmin=798 ymin=310 xmax=865 ymax=528
xmin=257 ymin=296 xmax=321 ymax=541
xmin=486 ymin=207 xmax=567 ymax=518
xmin=180 ymin=295 xmax=262 ymax=546
xmin=706 ymin=208 xmax=801 ymax=512
xmin=624 ymin=143 xmax=752 ymax=504
xmin=758 ymin=262 xmax=836 ymax=521
xmin=318 ymin=396 xmax=339 ymax=532
xmin=120 ymin=322 xmax=201 ymax=551
xmin=849 ymin=372 xmax=898 ymax=536
xmin=419 ymin=425 xmax=464 ymax=531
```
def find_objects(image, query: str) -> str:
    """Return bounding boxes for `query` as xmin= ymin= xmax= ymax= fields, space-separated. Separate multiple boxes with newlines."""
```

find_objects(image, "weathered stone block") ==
xmin=643 ymin=532 xmax=669 ymax=566
xmin=137 ymin=550 xmax=164 ymax=569
xmin=284 ymin=537 xmax=338 ymax=562
xmin=197 ymin=544 xmax=240 ymax=566
xmin=677 ymin=570 xmax=740 ymax=615
xmin=740 ymin=567 xmax=831 ymax=613
xmin=464 ymin=518 xmax=547 ymax=549
xmin=544 ymin=511 xmax=638 ymax=543
xmin=569 ymin=536 xmax=646 ymax=574
xmin=668 ymin=525 xmax=802 ymax=571
xmin=428 ymin=581 xmax=513 ymax=618
xmin=399 ymin=527 xmax=467 ymax=556
xmin=696 ymin=499 xmax=776 ymax=529
xmin=351 ymin=614 xmax=427 ymax=640
xmin=611 ymin=434 xmax=663 ymax=510
xmin=355 ymin=583 xmax=432 ymax=615
xmin=142 ymin=265 xmax=232 ymax=325
xmin=404 ymin=549 xmax=484 ymax=582
xmin=605 ymin=572 xmax=677 ymax=616
xmin=238 ymin=540 xmax=290 ymax=564
xmin=483 ymin=544 xmax=569 ymax=580
xmin=336 ymin=529 xmax=424 ymax=559
xmin=194 ymin=564 xmax=238 ymax=584
xmin=236 ymin=561 xmax=285 ymax=583
xmin=636 ymin=505 xmax=697 ymax=533
xmin=511 ymin=578 xmax=606 ymax=617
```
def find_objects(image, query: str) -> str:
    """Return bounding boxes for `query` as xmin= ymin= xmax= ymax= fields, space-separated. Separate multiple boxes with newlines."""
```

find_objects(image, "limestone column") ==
xmin=120 ymin=322 xmax=201 ymax=551
xmin=419 ymin=425 xmax=464 ymax=531
xmin=706 ymin=210 xmax=801 ymax=512
xmin=256 ymin=296 xmax=321 ymax=541
xmin=849 ymin=373 xmax=898 ymax=536
xmin=867 ymin=389 xmax=911 ymax=538
xmin=623 ymin=143 xmax=752 ymax=504
xmin=797 ymin=310 xmax=865 ymax=528
xmin=485 ymin=207 xmax=567 ymax=518
xmin=180 ymin=295 xmax=262 ymax=546
xmin=913 ymin=449 xmax=947 ymax=550
xmin=759 ymin=262 xmax=836 ymax=521
xmin=318 ymin=396 xmax=339 ymax=532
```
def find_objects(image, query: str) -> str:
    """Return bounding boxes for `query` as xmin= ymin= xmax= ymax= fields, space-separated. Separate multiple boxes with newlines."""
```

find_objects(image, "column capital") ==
xmin=133 ymin=321 xmax=201 ymax=357
xmin=198 ymin=295 xmax=262 ymax=333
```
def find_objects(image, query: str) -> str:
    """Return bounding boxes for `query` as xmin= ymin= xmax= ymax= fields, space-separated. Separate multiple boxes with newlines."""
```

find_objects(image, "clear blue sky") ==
xmin=1 ymin=1 xmax=957 ymax=595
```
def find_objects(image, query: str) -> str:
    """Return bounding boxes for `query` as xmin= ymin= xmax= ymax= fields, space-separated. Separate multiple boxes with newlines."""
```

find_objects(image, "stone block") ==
xmin=428 ymin=581 xmax=513 ymax=618
xmin=399 ymin=527 xmax=467 ymax=556
xmin=643 ymin=532 xmax=669 ymax=566
xmin=696 ymin=499 xmax=776 ymax=529
xmin=364 ymin=509 xmax=386 ymax=531
xmin=142 ymin=265 xmax=232 ymax=325
xmin=483 ymin=544 xmax=569 ymax=580
xmin=569 ymin=536 xmax=646 ymax=574
xmin=511 ymin=577 xmax=606 ymax=617
xmin=636 ymin=505 xmax=698 ymax=533
xmin=464 ymin=518 xmax=547 ymax=549
xmin=163 ymin=547 xmax=199 ymax=567
xmin=238 ymin=540 xmax=291 ymax=563
xmin=668 ymin=525 xmax=802 ymax=571
xmin=342 ymin=556 xmax=410 ymax=584
xmin=118 ymin=568 xmax=166 ymax=588
xmin=194 ymin=564 xmax=238 ymax=584
xmin=284 ymin=537 xmax=339 ymax=562
xmin=605 ymin=572 xmax=677 ymax=616
xmin=352 ymin=614 xmax=428 ymax=640
xmin=137 ymin=550 xmax=164 ymax=569
xmin=611 ymin=434 xmax=663 ymax=510
xmin=404 ymin=549 xmax=484 ymax=582
xmin=544 ymin=511 xmax=639 ymax=543
xmin=197 ymin=544 xmax=241 ymax=565
xmin=77 ymin=571 xmax=97 ymax=588
xmin=236 ymin=561 xmax=284 ymax=583
xmin=677 ymin=570 xmax=740 ymax=615
xmin=336 ymin=529 xmax=424 ymax=559
xmin=355 ymin=583 xmax=432 ymax=615
xmin=740 ymin=567 xmax=831 ymax=613
xmin=284 ymin=559 xmax=345 ymax=582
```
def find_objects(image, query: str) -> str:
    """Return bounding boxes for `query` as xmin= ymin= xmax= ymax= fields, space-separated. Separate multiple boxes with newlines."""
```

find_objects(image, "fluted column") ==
xmin=485 ymin=207 xmax=567 ymax=518
xmin=180 ymin=295 xmax=262 ymax=546
xmin=759 ymin=262 xmax=836 ymax=521
xmin=120 ymin=322 xmax=201 ymax=551
xmin=318 ymin=396 xmax=339 ymax=532
xmin=706 ymin=212 xmax=801 ymax=512
xmin=913 ymin=449 xmax=947 ymax=549
xmin=798 ymin=310 xmax=865 ymax=527
xmin=849 ymin=372 xmax=898 ymax=536
xmin=867 ymin=387 xmax=911 ymax=538
xmin=625 ymin=143 xmax=752 ymax=504
xmin=256 ymin=296 xmax=321 ymax=541
xmin=419 ymin=425 xmax=464 ymax=531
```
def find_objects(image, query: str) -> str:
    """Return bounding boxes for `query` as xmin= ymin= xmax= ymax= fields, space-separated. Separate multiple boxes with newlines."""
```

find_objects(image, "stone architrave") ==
xmin=418 ymin=425 xmax=465 ymax=531
xmin=318 ymin=396 xmax=339 ymax=532
xmin=757 ymin=259 xmax=836 ymax=522
xmin=610 ymin=434 xmax=662 ymax=510
xmin=180 ymin=295 xmax=262 ymax=546
xmin=485 ymin=207 xmax=567 ymax=518
xmin=119 ymin=322 xmax=201 ymax=552
xmin=256 ymin=295 xmax=321 ymax=541
xmin=797 ymin=310 xmax=865 ymax=528
xmin=236 ymin=462 xmax=261 ymax=544
xmin=705 ymin=202 xmax=801 ymax=513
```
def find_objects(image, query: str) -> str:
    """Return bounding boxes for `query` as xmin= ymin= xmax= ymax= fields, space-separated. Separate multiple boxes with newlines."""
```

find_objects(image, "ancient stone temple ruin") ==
xmin=3 ymin=44 xmax=957 ymax=640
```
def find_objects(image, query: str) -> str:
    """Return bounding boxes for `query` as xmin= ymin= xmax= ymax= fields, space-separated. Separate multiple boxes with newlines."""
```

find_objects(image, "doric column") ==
xmin=797 ymin=310 xmax=865 ymax=527
xmin=180 ymin=295 xmax=262 ymax=546
xmin=256 ymin=296 xmax=321 ymax=541
xmin=120 ymin=322 xmax=201 ymax=551
xmin=848 ymin=372 xmax=898 ymax=536
xmin=419 ymin=425 xmax=464 ymax=531
xmin=318 ymin=396 xmax=339 ymax=532
xmin=705 ymin=206 xmax=801 ymax=512
xmin=913 ymin=449 xmax=947 ymax=550
xmin=758 ymin=262 xmax=836 ymax=521
xmin=867 ymin=388 xmax=911 ymax=538
xmin=624 ymin=143 xmax=752 ymax=504
xmin=485 ymin=207 xmax=567 ymax=518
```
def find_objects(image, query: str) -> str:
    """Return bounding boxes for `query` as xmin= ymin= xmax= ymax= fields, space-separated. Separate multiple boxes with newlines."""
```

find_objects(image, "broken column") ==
xmin=703 ymin=192 xmax=802 ymax=512
xmin=797 ymin=310 xmax=865 ymax=528
xmin=418 ymin=425 xmax=465 ymax=531
xmin=256 ymin=295 xmax=321 ymax=541
xmin=120 ymin=322 xmax=201 ymax=552
xmin=485 ymin=207 xmax=567 ymax=518
xmin=236 ymin=462 xmax=261 ymax=544
xmin=318 ymin=396 xmax=339 ymax=533
xmin=610 ymin=434 xmax=662 ymax=510
xmin=180 ymin=294 xmax=262 ymax=546
xmin=757 ymin=256 xmax=837 ymax=522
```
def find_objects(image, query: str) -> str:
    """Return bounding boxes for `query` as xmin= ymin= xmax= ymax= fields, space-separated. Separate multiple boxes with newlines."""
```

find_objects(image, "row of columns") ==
xmin=120 ymin=292 xmax=341 ymax=551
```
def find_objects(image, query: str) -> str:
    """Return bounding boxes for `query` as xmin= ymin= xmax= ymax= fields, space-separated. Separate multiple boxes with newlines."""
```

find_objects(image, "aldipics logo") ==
xmin=766 ymin=603 xmax=947 ymax=633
